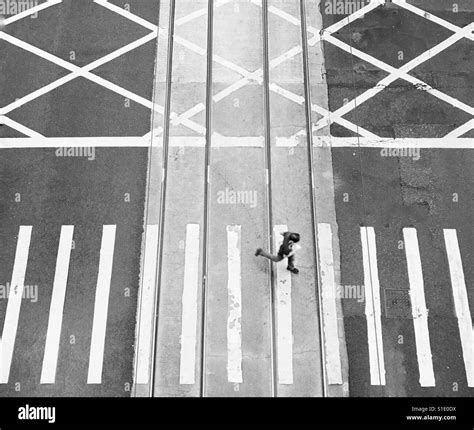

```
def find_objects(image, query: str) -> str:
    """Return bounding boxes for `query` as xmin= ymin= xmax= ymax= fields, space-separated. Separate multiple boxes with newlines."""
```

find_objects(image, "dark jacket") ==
xmin=278 ymin=232 xmax=298 ymax=257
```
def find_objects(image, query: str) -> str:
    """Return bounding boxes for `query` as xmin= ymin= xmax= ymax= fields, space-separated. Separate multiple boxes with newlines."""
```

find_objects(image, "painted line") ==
xmin=134 ymin=225 xmax=159 ymax=385
xmin=271 ymin=84 xmax=304 ymax=105
xmin=393 ymin=0 xmax=474 ymax=42
xmin=87 ymin=225 xmax=116 ymax=384
xmin=174 ymin=0 xmax=231 ymax=27
xmin=313 ymin=137 xmax=474 ymax=149
xmin=268 ymin=4 xmax=301 ymax=27
xmin=0 ymin=32 xmax=159 ymax=114
xmin=0 ymin=136 xmax=266 ymax=148
xmin=318 ymin=25 xmax=474 ymax=131
xmin=360 ymin=227 xmax=385 ymax=386
xmin=160 ymin=11 xmax=321 ymax=131
xmin=93 ymin=0 xmax=158 ymax=32
xmin=0 ymin=116 xmax=44 ymax=138
xmin=317 ymin=223 xmax=343 ymax=385
xmin=443 ymin=229 xmax=473 ymax=387
xmin=0 ymin=226 xmax=32 ymax=384
xmin=226 ymin=225 xmax=242 ymax=383
xmin=3 ymin=0 xmax=61 ymax=26
xmin=444 ymin=120 xmax=474 ymax=139
xmin=179 ymin=224 xmax=201 ymax=385
xmin=403 ymin=228 xmax=435 ymax=387
xmin=251 ymin=0 xmax=319 ymax=35
xmin=213 ymin=77 xmax=252 ymax=102
xmin=40 ymin=226 xmax=74 ymax=384
xmin=0 ymin=33 xmax=205 ymax=131
xmin=270 ymin=45 xmax=302 ymax=69
xmin=174 ymin=6 xmax=208 ymax=27
xmin=274 ymin=225 xmax=293 ymax=385
xmin=0 ymin=137 xmax=150 ymax=148
xmin=2 ymin=136 xmax=474 ymax=150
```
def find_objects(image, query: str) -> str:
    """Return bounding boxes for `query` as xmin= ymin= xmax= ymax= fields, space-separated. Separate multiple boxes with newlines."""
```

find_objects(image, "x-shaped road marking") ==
xmin=0 ymin=0 xmax=473 ymax=139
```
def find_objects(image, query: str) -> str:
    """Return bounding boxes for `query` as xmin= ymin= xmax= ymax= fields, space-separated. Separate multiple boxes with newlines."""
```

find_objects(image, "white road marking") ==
xmin=274 ymin=225 xmax=293 ymax=385
xmin=444 ymin=120 xmax=474 ymax=139
xmin=174 ymin=0 xmax=231 ymax=27
xmin=3 ymin=0 xmax=61 ymax=26
xmin=0 ymin=116 xmax=44 ymax=138
xmin=252 ymin=0 xmax=319 ymax=35
xmin=317 ymin=223 xmax=343 ymax=385
xmin=0 ymin=136 xmax=268 ymax=148
xmin=2 ymin=135 xmax=474 ymax=150
xmin=0 ymin=226 xmax=32 ymax=384
xmin=360 ymin=227 xmax=385 ymax=386
xmin=403 ymin=228 xmax=435 ymax=387
xmin=443 ymin=229 xmax=473 ymax=387
xmin=0 ymin=31 xmax=203 ymax=134
xmin=134 ymin=225 xmax=159 ymax=385
xmin=179 ymin=224 xmax=201 ymax=385
xmin=393 ymin=0 xmax=474 ymax=42
xmin=87 ymin=225 xmax=116 ymax=384
xmin=40 ymin=226 xmax=74 ymax=384
xmin=1 ymin=31 xmax=158 ymax=118
xmin=268 ymin=4 xmax=301 ymax=27
xmin=271 ymin=84 xmax=304 ymax=105
xmin=2 ymin=0 xmax=470 ymax=142
xmin=317 ymin=24 xmax=474 ymax=133
xmin=0 ymin=137 xmax=149 ymax=148
xmin=226 ymin=225 xmax=242 ymax=383
xmin=0 ymin=32 xmax=163 ymax=115
xmin=93 ymin=0 xmax=157 ymax=32
xmin=313 ymin=137 xmax=474 ymax=149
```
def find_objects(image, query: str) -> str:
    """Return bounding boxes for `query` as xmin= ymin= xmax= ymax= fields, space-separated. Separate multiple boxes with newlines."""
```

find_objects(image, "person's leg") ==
xmin=287 ymin=254 xmax=299 ymax=274
xmin=287 ymin=254 xmax=295 ymax=268
xmin=255 ymin=248 xmax=284 ymax=263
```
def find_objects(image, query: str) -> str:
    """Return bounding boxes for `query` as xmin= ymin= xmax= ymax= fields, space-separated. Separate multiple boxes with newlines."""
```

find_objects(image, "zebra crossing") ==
xmin=136 ymin=222 xmax=473 ymax=390
xmin=0 ymin=222 xmax=472 ymax=391
xmin=1 ymin=225 xmax=121 ymax=387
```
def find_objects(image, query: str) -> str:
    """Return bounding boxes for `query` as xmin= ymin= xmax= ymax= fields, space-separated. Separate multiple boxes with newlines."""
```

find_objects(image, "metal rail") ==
xmin=199 ymin=0 xmax=215 ymax=398
xmin=149 ymin=0 xmax=176 ymax=398
xmin=262 ymin=0 xmax=278 ymax=398
xmin=299 ymin=0 xmax=328 ymax=397
xmin=131 ymin=0 xmax=162 ymax=398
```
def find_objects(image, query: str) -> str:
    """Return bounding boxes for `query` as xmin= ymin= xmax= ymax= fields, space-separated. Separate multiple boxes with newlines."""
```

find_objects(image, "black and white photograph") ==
xmin=0 ymin=0 xmax=473 ymax=426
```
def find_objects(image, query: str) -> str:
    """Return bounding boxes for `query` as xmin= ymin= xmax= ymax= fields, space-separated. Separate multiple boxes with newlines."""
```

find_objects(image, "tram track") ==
xmin=149 ymin=0 xmax=177 ymax=398
xmin=145 ymin=0 xmax=329 ymax=398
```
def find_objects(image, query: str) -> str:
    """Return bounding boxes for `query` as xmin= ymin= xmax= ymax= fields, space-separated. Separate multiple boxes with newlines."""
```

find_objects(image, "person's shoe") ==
xmin=287 ymin=266 xmax=299 ymax=274
xmin=255 ymin=248 xmax=262 ymax=256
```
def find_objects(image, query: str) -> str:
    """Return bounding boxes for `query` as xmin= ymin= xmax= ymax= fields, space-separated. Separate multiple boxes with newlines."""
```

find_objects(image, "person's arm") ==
xmin=287 ymin=243 xmax=301 ymax=257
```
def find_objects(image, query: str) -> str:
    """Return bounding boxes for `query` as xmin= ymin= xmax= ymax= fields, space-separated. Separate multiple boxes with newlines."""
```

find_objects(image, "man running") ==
xmin=255 ymin=231 xmax=301 ymax=274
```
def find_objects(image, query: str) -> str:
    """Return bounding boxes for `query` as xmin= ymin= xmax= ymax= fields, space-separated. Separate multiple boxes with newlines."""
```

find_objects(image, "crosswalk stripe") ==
xmin=0 ymin=226 xmax=32 ymax=384
xmin=179 ymin=224 xmax=200 ymax=385
xmin=317 ymin=223 xmax=343 ymax=385
xmin=134 ymin=225 xmax=159 ymax=385
xmin=40 ymin=226 xmax=74 ymax=384
xmin=274 ymin=225 xmax=293 ymax=385
xmin=4 ymin=223 xmax=473 ymax=389
xmin=226 ymin=225 xmax=243 ymax=383
xmin=360 ymin=227 xmax=386 ymax=386
xmin=403 ymin=228 xmax=435 ymax=387
xmin=443 ymin=229 xmax=473 ymax=387
xmin=87 ymin=225 xmax=116 ymax=384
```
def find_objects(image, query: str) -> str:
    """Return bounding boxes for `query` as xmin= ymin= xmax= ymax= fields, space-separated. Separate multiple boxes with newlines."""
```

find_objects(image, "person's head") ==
xmin=289 ymin=233 xmax=300 ymax=243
